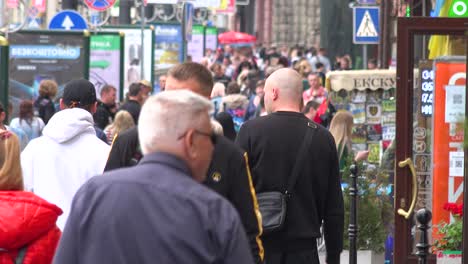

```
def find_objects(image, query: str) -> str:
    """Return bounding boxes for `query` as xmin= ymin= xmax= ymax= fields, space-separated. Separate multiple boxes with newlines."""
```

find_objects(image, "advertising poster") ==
xmin=104 ymin=27 xmax=154 ymax=98
xmin=366 ymin=103 xmax=382 ymax=124
xmin=154 ymin=24 xmax=184 ymax=93
xmin=432 ymin=58 xmax=465 ymax=239
xmin=367 ymin=142 xmax=381 ymax=164
xmin=349 ymin=103 xmax=366 ymax=124
xmin=366 ymin=124 xmax=382 ymax=141
xmin=154 ymin=24 xmax=183 ymax=70
xmin=352 ymin=124 xmax=367 ymax=144
xmin=8 ymin=31 xmax=88 ymax=118
xmin=90 ymin=33 xmax=123 ymax=101
xmin=186 ymin=25 xmax=205 ymax=63
xmin=205 ymin=27 xmax=218 ymax=52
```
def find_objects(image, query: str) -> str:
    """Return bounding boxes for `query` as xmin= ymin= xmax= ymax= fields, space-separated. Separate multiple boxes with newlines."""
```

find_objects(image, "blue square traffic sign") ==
xmin=353 ymin=6 xmax=380 ymax=44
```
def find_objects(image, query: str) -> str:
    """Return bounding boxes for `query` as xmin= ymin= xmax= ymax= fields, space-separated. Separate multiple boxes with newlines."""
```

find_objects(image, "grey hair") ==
xmin=138 ymin=90 xmax=213 ymax=155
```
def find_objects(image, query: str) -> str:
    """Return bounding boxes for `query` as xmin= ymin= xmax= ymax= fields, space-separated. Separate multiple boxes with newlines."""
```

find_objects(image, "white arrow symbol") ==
xmin=61 ymin=15 xmax=74 ymax=30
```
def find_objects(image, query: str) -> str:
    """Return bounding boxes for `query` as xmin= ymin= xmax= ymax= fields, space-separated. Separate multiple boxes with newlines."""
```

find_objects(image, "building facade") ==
xmin=254 ymin=0 xmax=321 ymax=47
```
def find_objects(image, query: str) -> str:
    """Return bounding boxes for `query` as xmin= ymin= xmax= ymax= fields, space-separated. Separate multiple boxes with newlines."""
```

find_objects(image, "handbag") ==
xmin=257 ymin=121 xmax=317 ymax=234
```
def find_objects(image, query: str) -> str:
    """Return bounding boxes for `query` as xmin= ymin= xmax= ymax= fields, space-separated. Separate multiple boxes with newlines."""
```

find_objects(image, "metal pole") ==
xmin=348 ymin=163 xmax=358 ymax=264
xmin=415 ymin=208 xmax=432 ymax=264
xmin=0 ymin=0 xmax=4 ymax=29
xmin=140 ymin=1 xmax=145 ymax=80
xmin=119 ymin=0 xmax=131 ymax=24
xmin=0 ymin=36 xmax=9 ymax=118
xmin=363 ymin=44 xmax=368 ymax=69
xmin=182 ymin=2 xmax=187 ymax=62
xmin=421 ymin=0 xmax=427 ymax=59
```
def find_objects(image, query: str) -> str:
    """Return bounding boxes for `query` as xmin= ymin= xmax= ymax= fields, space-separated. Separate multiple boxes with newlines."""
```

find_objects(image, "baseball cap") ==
xmin=62 ymin=79 xmax=97 ymax=108
xmin=139 ymin=80 xmax=152 ymax=88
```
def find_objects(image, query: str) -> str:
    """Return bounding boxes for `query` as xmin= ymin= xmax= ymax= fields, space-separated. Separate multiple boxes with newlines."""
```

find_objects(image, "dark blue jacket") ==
xmin=53 ymin=152 xmax=254 ymax=264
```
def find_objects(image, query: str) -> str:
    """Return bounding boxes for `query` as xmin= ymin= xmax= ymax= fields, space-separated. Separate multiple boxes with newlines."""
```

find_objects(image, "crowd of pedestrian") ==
xmin=0 ymin=43 xmax=378 ymax=264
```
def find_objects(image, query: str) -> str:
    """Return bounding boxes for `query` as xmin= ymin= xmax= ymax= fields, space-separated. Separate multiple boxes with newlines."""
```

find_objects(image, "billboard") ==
xmin=205 ymin=26 xmax=218 ymax=52
xmin=154 ymin=24 xmax=184 ymax=92
xmin=104 ymin=26 xmax=154 ymax=98
xmin=89 ymin=33 xmax=124 ymax=101
xmin=186 ymin=24 xmax=205 ymax=63
xmin=154 ymin=24 xmax=183 ymax=70
xmin=8 ymin=30 xmax=89 ymax=118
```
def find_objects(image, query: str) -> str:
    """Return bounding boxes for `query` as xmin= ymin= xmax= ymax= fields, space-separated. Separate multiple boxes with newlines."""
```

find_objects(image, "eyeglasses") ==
xmin=178 ymin=129 xmax=217 ymax=145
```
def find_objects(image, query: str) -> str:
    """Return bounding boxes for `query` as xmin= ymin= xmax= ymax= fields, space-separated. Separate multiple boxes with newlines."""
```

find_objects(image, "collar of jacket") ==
xmin=139 ymin=152 xmax=191 ymax=176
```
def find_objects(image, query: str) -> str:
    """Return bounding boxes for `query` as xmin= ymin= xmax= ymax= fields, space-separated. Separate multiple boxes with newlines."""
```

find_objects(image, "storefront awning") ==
xmin=326 ymin=69 xmax=396 ymax=91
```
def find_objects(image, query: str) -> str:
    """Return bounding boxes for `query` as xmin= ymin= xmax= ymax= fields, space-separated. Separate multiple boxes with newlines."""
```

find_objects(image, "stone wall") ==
xmin=256 ymin=0 xmax=321 ymax=47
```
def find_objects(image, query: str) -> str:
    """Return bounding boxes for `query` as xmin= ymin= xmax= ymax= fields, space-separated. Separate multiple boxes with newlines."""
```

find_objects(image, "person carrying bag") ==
xmin=257 ymin=121 xmax=317 ymax=233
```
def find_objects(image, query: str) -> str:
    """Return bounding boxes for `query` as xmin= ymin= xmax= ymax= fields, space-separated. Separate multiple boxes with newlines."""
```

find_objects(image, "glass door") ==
xmin=395 ymin=17 xmax=467 ymax=264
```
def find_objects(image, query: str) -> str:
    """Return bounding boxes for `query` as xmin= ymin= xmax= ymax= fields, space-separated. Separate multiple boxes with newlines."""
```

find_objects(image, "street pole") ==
xmin=140 ymin=0 xmax=145 ymax=80
xmin=0 ymin=0 xmax=4 ymax=30
xmin=181 ymin=2 xmax=187 ymax=62
xmin=348 ymin=164 xmax=358 ymax=264
xmin=363 ymin=44 xmax=368 ymax=69
xmin=0 ymin=36 xmax=9 ymax=118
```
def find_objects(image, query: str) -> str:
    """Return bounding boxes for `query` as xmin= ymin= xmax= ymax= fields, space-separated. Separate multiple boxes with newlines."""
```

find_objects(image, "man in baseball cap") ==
xmin=21 ymin=78 xmax=110 ymax=230
xmin=61 ymin=79 xmax=97 ymax=109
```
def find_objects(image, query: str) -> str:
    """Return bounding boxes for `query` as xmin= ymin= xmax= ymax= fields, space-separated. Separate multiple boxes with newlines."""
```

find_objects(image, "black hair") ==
xmin=302 ymin=100 xmax=320 ymax=114
xmin=128 ymin=83 xmax=142 ymax=97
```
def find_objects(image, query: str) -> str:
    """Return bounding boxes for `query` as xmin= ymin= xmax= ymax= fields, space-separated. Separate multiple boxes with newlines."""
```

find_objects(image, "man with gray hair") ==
xmin=236 ymin=68 xmax=344 ymax=264
xmin=105 ymin=62 xmax=264 ymax=264
xmin=54 ymin=90 xmax=254 ymax=264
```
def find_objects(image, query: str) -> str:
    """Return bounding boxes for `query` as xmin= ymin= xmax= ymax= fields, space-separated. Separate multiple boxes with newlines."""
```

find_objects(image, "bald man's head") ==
xmin=264 ymin=68 xmax=303 ymax=113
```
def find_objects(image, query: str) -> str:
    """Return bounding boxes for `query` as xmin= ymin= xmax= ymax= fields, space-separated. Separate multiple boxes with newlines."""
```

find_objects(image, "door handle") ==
xmin=397 ymin=158 xmax=418 ymax=219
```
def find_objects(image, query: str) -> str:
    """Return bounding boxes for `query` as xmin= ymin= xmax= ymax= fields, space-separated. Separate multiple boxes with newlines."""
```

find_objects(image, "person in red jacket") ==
xmin=0 ymin=129 xmax=62 ymax=264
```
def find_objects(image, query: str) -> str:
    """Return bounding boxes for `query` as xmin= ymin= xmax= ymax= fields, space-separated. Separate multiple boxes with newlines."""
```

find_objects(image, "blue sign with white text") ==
xmin=353 ymin=7 xmax=380 ymax=44
xmin=49 ymin=10 xmax=88 ymax=30
xmin=154 ymin=24 xmax=184 ymax=70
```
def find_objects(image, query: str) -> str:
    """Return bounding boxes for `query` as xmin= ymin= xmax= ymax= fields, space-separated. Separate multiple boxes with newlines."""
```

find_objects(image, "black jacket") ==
xmin=93 ymin=101 xmax=116 ymax=130
xmin=118 ymin=100 xmax=141 ymax=124
xmin=104 ymin=127 xmax=141 ymax=171
xmin=34 ymin=96 xmax=55 ymax=124
xmin=104 ymin=129 xmax=264 ymax=263
xmin=54 ymin=152 xmax=254 ymax=264
xmin=236 ymin=111 xmax=344 ymax=264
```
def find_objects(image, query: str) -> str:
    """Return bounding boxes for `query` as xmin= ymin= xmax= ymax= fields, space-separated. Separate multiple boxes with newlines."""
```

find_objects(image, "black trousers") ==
xmin=264 ymin=248 xmax=320 ymax=264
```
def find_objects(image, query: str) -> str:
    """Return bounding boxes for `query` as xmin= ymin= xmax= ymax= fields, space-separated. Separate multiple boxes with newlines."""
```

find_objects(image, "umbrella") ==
xmin=218 ymin=31 xmax=256 ymax=45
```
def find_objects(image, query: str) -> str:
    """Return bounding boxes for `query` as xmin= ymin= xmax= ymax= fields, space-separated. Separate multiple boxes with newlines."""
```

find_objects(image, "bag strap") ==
xmin=15 ymin=246 xmax=28 ymax=264
xmin=284 ymin=121 xmax=317 ymax=196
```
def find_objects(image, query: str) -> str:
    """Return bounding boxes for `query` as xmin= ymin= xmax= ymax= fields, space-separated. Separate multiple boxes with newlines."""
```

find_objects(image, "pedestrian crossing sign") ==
xmin=353 ymin=6 xmax=380 ymax=44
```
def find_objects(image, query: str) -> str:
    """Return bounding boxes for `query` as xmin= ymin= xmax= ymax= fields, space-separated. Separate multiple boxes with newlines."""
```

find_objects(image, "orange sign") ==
xmin=432 ymin=59 xmax=466 ymax=238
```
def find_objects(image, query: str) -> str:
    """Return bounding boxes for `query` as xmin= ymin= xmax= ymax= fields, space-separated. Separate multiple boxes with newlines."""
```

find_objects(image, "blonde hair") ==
xmin=296 ymin=59 xmax=312 ymax=78
xmin=0 ymin=132 xmax=24 ymax=190
xmin=329 ymin=111 xmax=354 ymax=161
xmin=211 ymin=119 xmax=224 ymax=136
xmin=107 ymin=110 xmax=135 ymax=136
xmin=211 ymin=82 xmax=226 ymax=98
xmin=38 ymin=80 xmax=58 ymax=98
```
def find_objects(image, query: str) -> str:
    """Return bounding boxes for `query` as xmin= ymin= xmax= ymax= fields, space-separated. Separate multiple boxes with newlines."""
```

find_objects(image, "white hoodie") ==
xmin=21 ymin=108 xmax=110 ymax=230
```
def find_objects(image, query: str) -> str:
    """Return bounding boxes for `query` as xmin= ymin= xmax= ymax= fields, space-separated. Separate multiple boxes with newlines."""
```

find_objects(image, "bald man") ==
xmin=236 ymin=68 xmax=344 ymax=264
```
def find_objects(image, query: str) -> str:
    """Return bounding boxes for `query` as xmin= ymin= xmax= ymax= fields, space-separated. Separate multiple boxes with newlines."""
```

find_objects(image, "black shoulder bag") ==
xmin=257 ymin=121 xmax=317 ymax=234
